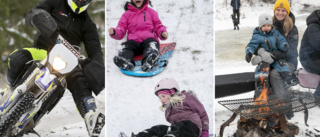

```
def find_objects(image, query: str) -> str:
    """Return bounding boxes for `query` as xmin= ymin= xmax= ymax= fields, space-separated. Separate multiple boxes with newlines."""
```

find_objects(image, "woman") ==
xmin=269 ymin=0 xmax=299 ymax=119
xmin=267 ymin=0 xmax=299 ymax=94
xmin=299 ymin=10 xmax=320 ymax=96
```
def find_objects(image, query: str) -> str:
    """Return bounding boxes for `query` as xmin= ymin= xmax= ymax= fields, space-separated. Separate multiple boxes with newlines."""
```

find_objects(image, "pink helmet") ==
xmin=154 ymin=78 xmax=180 ymax=96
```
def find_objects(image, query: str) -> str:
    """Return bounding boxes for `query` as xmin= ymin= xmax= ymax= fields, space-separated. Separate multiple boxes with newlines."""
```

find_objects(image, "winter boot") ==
xmin=113 ymin=56 xmax=134 ymax=71
xmin=77 ymin=96 xmax=105 ymax=137
xmin=283 ymin=74 xmax=299 ymax=89
xmin=141 ymin=53 xmax=159 ymax=72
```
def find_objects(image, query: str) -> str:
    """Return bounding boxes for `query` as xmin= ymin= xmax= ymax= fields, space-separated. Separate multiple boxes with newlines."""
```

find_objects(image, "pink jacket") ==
xmin=110 ymin=0 xmax=167 ymax=43
xmin=165 ymin=91 xmax=209 ymax=136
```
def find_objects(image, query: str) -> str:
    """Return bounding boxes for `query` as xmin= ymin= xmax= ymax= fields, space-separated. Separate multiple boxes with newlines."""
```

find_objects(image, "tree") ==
xmin=0 ymin=0 xmax=105 ymax=74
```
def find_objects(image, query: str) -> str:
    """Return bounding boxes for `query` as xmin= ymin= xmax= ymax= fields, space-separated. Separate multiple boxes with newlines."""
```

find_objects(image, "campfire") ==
xmin=219 ymin=68 xmax=320 ymax=137
xmin=236 ymin=114 xmax=299 ymax=137
xmin=233 ymin=73 xmax=298 ymax=136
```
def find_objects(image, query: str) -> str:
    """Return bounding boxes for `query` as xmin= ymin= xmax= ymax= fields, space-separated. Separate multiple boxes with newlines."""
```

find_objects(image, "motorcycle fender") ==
xmin=16 ymin=100 xmax=42 ymax=130
xmin=0 ymin=84 xmax=27 ymax=114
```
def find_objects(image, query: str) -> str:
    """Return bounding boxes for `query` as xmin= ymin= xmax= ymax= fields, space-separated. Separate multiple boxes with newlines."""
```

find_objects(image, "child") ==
xmin=245 ymin=13 xmax=296 ymax=87
xmin=108 ymin=0 xmax=168 ymax=71
xmin=130 ymin=78 xmax=209 ymax=137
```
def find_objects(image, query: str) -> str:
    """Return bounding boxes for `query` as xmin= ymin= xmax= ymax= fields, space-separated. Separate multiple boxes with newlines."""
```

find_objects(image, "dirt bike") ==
xmin=0 ymin=11 xmax=105 ymax=137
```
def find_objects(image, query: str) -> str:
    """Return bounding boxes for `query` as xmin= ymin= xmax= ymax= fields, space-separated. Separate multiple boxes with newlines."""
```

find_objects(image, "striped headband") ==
xmin=157 ymin=89 xmax=175 ymax=96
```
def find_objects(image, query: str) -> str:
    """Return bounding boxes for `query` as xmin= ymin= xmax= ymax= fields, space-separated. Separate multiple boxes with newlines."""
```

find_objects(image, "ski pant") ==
xmin=6 ymin=48 xmax=47 ymax=87
xmin=271 ymin=61 xmax=291 ymax=81
xmin=118 ymin=38 xmax=159 ymax=66
xmin=6 ymin=48 xmax=94 ymax=118
xmin=300 ymin=55 xmax=320 ymax=96
xmin=270 ymin=62 xmax=295 ymax=119
xmin=136 ymin=120 xmax=200 ymax=137
xmin=233 ymin=9 xmax=240 ymax=23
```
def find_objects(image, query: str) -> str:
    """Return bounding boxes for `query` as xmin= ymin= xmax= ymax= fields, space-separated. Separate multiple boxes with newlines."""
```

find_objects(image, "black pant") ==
xmin=136 ymin=120 xmax=200 ymax=137
xmin=119 ymin=38 xmax=159 ymax=65
xmin=6 ymin=49 xmax=33 ymax=87
xmin=233 ymin=9 xmax=240 ymax=23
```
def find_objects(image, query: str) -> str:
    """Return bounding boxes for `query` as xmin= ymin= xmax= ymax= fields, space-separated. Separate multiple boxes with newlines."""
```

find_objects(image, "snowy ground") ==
xmin=107 ymin=0 xmax=213 ymax=136
xmin=215 ymin=0 xmax=320 ymax=136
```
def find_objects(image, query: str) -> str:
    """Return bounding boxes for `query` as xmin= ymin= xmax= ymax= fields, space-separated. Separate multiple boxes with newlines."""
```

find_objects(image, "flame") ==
xmin=254 ymin=74 xmax=270 ymax=116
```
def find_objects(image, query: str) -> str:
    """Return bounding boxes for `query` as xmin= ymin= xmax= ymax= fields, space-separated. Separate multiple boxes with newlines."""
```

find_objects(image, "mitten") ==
xmin=251 ymin=55 xmax=262 ymax=65
xmin=245 ymin=52 xmax=253 ymax=63
xmin=257 ymin=48 xmax=274 ymax=64
xmin=271 ymin=50 xmax=286 ymax=61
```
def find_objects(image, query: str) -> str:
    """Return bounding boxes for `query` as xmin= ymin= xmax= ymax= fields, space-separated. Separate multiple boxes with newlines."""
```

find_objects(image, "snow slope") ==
xmin=107 ymin=0 xmax=213 ymax=136
xmin=215 ymin=0 xmax=320 ymax=136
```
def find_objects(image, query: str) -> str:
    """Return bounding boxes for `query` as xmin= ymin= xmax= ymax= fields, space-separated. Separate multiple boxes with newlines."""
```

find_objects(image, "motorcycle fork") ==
xmin=16 ymin=76 xmax=65 ymax=132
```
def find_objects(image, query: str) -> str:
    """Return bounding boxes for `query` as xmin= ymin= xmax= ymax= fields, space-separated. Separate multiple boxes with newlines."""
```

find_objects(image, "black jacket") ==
xmin=230 ymin=0 xmax=240 ymax=10
xmin=274 ymin=12 xmax=299 ymax=69
xmin=25 ymin=0 xmax=104 ymax=65
xmin=300 ymin=10 xmax=320 ymax=74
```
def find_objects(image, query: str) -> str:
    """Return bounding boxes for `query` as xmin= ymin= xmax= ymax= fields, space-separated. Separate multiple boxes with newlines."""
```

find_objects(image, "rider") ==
xmin=3 ymin=0 xmax=104 ymax=136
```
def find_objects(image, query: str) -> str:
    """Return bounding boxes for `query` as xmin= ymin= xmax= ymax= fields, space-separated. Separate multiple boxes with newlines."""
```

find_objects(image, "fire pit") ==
xmin=236 ymin=114 xmax=299 ymax=137
xmin=218 ymin=93 xmax=320 ymax=137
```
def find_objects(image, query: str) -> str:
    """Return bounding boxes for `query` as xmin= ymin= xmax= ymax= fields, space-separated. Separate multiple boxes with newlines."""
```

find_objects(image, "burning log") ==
xmin=236 ymin=115 xmax=299 ymax=137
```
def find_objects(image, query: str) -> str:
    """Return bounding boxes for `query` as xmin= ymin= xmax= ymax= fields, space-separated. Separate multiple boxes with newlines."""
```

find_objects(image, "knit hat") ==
xmin=259 ymin=13 xmax=273 ymax=28
xmin=273 ymin=0 xmax=290 ymax=14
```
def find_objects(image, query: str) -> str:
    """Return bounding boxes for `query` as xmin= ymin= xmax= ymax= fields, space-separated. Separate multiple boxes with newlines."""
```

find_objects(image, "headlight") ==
xmin=52 ymin=56 xmax=67 ymax=71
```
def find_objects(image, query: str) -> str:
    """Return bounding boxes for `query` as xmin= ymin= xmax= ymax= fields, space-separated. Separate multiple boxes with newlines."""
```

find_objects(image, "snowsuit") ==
xmin=136 ymin=91 xmax=209 ymax=137
xmin=110 ymin=0 xmax=167 ymax=65
xmin=7 ymin=0 xmax=104 ymax=118
xmin=245 ymin=27 xmax=291 ymax=79
xmin=299 ymin=10 xmax=320 ymax=95
xmin=231 ymin=0 xmax=240 ymax=23
xmin=270 ymin=12 xmax=299 ymax=95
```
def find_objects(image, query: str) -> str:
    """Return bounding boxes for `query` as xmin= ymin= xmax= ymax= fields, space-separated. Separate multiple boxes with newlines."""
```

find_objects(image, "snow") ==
xmin=107 ymin=0 xmax=213 ymax=136
xmin=215 ymin=0 xmax=320 ymax=31
xmin=215 ymin=0 xmax=320 ymax=136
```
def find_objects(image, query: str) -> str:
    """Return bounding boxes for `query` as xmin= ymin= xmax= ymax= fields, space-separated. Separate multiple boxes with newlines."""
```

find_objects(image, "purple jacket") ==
xmin=110 ymin=0 xmax=167 ymax=43
xmin=165 ymin=91 xmax=209 ymax=136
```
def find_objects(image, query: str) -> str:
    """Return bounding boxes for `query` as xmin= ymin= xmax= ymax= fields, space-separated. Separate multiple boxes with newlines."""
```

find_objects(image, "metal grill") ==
xmin=218 ymin=92 xmax=320 ymax=119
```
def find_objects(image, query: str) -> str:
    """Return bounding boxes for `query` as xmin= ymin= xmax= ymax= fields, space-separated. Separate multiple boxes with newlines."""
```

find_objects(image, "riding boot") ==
xmin=77 ymin=96 xmax=105 ymax=137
